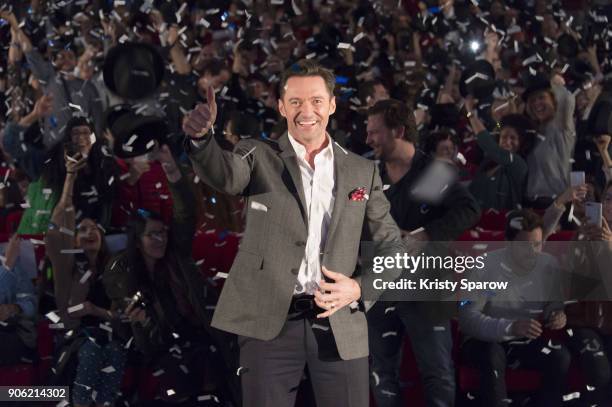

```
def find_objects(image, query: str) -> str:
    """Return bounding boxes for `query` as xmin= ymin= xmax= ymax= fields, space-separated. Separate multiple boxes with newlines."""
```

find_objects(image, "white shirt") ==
xmin=288 ymin=133 xmax=336 ymax=295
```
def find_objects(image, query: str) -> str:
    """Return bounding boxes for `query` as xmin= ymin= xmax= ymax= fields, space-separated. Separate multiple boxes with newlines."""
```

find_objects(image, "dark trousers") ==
xmin=462 ymin=337 xmax=571 ymax=407
xmin=566 ymin=328 xmax=612 ymax=406
xmin=238 ymin=316 xmax=369 ymax=407
xmin=367 ymin=302 xmax=455 ymax=407
xmin=0 ymin=330 xmax=33 ymax=366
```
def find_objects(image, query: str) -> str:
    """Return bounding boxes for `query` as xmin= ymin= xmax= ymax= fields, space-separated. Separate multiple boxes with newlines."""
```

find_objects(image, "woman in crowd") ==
xmin=465 ymin=97 xmax=536 ymax=210
xmin=45 ymin=151 xmax=125 ymax=407
xmin=104 ymin=145 xmax=239 ymax=405
xmin=15 ymin=115 xmax=117 ymax=234
xmin=0 ymin=235 xmax=37 ymax=365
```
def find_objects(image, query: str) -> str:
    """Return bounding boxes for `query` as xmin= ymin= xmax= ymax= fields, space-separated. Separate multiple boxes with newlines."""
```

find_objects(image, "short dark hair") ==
xmin=360 ymin=79 xmax=388 ymax=103
xmin=202 ymin=59 xmax=229 ymax=76
xmin=505 ymin=209 xmax=544 ymax=241
xmin=367 ymin=99 xmax=418 ymax=143
xmin=424 ymin=129 xmax=460 ymax=156
xmin=279 ymin=59 xmax=335 ymax=99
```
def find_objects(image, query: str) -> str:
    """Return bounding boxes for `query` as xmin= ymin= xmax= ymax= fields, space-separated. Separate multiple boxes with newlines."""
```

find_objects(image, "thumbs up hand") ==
xmin=182 ymin=85 xmax=217 ymax=138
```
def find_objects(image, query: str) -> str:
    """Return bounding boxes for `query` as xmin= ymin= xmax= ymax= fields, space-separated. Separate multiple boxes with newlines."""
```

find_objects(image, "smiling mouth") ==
xmin=296 ymin=119 xmax=317 ymax=128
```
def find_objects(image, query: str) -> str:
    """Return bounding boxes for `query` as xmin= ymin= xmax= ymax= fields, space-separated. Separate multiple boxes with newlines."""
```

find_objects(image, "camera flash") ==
xmin=470 ymin=41 xmax=480 ymax=52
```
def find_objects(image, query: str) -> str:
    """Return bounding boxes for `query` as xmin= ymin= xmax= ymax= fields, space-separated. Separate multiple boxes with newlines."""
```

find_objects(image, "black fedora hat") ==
xmin=105 ymin=104 xmax=168 ymax=159
xmin=103 ymin=42 xmax=165 ymax=100
xmin=459 ymin=60 xmax=496 ymax=99
xmin=522 ymin=72 xmax=551 ymax=102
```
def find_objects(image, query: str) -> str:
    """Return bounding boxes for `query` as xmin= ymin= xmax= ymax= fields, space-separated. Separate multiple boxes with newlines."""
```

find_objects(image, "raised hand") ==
xmin=156 ymin=145 xmax=181 ymax=182
xmin=182 ymin=85 xmax=217 ymax=139
xmin=64 ymin=151 xmax=87 ymax=174
xmin=32 ymin=94 xmax=54 ymax=119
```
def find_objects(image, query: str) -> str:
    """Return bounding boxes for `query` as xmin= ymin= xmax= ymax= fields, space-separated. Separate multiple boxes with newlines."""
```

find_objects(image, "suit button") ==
xmin=291 ymin=268 xmax=299 ymax=275
xmin=295 ymin=241 xmax=306 ymax=247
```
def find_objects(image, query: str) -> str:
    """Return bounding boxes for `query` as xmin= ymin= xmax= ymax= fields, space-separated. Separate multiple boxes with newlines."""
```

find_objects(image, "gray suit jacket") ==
xmin=186 ymin=133 xmax=404 ymax=360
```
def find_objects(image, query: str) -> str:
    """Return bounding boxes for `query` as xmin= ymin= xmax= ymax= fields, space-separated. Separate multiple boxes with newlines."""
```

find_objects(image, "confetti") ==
xmin=562 ymin=392 xmax=580 ymax=401
xmin=46 ymin=311 xmax=61 ymax=323
xmin=67 ymin=304 xmax=85 ymax=314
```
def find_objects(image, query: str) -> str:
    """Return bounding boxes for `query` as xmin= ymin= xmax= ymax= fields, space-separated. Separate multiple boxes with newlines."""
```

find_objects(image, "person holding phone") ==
xmin=13 ymin=116 xmax=117 ymax=234
xmin=459 ymin=210 xmax=570 ymax=407
xmin=545 ymin=181 xmax=612 ymax=404
xmin=44 ymin=151 xmax=125 ymax=407
xmin=103 ymin=146 xmax=239 ymax=405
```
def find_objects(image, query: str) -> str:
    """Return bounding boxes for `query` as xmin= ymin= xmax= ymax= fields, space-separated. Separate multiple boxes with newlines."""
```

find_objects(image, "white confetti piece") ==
xmin=197 ymin=394 xmax=220 ymax=402
xmin=433 ymin=326 xmax=446 ymax=331
xmin=241 ymin=146 xmax=256 ymax=159
xmin=46 ymin=311 xmax=61 ymax=323
xmin=311 ymin=323 xmax=330 ymax=331
xmin=213 ymin=272 xmax=229 ymax=280
xmin=61 ymin=249 xmax=85 ymax=254
xmin=562 ymin=392 xmax=580 ymax=401
xmin=68 ymin=303 xmax=85 ymax=314
xmin=381 ymin=331 xmax=398 ymax=338
xmin=353 ymin=32 xmax=366 ymax=43
xmin=60 ymin=227 xmax=74 ymax=236
xmin=101 ymin=365 xmax=116 ymax=373
xmin=541 ymin=347 xmax=551 ymax=355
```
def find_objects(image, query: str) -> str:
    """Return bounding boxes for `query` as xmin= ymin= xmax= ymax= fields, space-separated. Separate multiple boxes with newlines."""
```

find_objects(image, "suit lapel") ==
xmin=277 ymin=133 xmax=308 ymax=227
xmin=325 ymin=141 xmax=350 ymax=247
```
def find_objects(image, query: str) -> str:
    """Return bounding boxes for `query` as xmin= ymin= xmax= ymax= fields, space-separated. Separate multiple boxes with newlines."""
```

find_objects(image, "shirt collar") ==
xmin=287 ymin=132 xmax=334 ymax=163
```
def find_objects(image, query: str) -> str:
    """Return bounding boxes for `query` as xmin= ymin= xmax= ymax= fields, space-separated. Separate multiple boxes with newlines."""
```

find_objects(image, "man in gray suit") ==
xmin=182 ymin=59 xmax=405 ymax=407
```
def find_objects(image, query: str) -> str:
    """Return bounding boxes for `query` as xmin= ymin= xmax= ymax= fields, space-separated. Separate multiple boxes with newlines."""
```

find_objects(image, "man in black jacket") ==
xmin=365 ymin=99 xmax=481 ymax=407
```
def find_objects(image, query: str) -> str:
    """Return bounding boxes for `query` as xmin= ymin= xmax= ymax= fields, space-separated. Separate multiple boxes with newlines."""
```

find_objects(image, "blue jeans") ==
xmin=367 ymin=302 xmax=455 ymax=407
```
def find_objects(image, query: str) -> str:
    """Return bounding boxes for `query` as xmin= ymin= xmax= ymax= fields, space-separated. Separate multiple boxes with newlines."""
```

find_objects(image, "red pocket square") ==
xmin=349 ymin=187 xmax=369 ymax=201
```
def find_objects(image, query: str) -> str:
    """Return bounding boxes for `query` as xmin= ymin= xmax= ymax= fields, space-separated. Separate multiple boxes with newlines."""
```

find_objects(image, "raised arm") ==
xmin=156 ymin=145 xmax=197 ymax=252
xmin=183 ymin=86 xmax=253 ymax=195
xmin=44 ymin=153 xmax=87 ymax=316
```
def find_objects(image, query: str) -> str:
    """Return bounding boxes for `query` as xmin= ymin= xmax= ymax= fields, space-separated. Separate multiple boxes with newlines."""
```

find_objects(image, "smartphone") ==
xmin=570 ymin=171 xmax=585 ymax=187
xmin=585 ymin=201 xmax=603 ymax=228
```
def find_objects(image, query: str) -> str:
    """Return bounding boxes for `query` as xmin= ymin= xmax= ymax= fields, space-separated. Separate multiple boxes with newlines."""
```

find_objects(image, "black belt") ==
xmin=288 ymin=295 xmax=322 ymax=318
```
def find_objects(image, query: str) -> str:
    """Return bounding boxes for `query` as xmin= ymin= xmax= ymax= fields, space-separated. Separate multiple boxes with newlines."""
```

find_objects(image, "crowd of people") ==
xmin=0 ymin=0 xmax=611 ymax=406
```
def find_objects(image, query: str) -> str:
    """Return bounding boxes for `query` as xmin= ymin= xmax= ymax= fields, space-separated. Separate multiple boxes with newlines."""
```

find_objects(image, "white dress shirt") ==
xmin=288 ymin=133 xmax=336 ymax=295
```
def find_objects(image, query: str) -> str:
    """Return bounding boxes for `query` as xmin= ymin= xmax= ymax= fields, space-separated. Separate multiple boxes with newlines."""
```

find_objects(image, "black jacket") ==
xmin=380 ymin=149 xmax=481 ymax=241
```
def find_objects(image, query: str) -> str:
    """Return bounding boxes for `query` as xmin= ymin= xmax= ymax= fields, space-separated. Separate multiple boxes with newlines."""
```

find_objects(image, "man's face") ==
xmin=527 ymin=91 xmax=556 ymax=124
xmin=510 ymin=227 xmax=543 ymax=272
xmin=278 ymin=76 xmax=336 ymax=145
xmin=248 ymin=80 xmax=266 ymax=99
xmin=198 ymin=69 xmax=231 ymax=93
xmin=366 ymin=113 xmax=398 ymax=160
xmin=55 ymin=50 xmax=77 ymax=73
xmin=367 ymin=84 xmax=390 ymax=108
